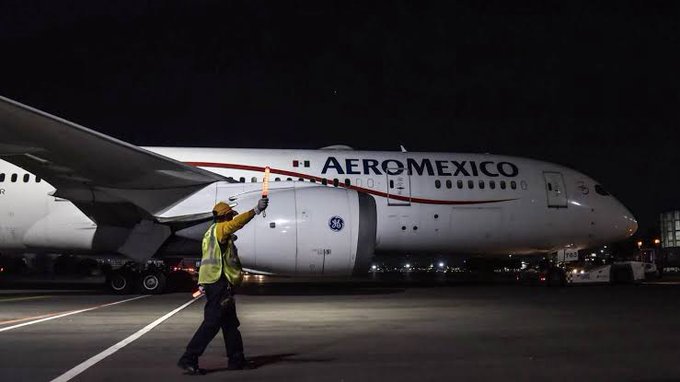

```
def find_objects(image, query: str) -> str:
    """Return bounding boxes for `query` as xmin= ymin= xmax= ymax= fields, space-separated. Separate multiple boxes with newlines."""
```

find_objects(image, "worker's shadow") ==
xmin=205 ymin=353 xmax=333 ymax=373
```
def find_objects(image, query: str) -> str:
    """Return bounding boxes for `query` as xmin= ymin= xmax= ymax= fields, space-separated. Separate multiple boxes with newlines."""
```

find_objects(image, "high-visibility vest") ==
xmin=198 ymin=224 xmax=243 ymax=286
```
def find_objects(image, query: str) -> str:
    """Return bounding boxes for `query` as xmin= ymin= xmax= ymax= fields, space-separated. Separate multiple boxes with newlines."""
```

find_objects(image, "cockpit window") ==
xmin=595 ymin=184 xmax=610 ymax=196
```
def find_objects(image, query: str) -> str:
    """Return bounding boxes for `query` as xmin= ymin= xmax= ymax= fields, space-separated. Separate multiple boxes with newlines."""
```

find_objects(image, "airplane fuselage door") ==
xmin=543 ymin=171 xmax=568 ymax=208
xmin=386 ymin=168 xmax=411 ymax=206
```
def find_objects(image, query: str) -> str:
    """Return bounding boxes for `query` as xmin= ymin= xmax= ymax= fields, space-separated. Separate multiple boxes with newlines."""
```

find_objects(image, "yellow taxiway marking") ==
xmin=0 ymin=295 xmax=50 ymax=303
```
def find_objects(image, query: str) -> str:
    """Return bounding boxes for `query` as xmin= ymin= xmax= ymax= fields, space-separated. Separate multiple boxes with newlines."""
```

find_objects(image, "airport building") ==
xmin=659 ymin=211 xmax=680 ymax=269
xmin=660 ymin=211 xmax=680 ymax=248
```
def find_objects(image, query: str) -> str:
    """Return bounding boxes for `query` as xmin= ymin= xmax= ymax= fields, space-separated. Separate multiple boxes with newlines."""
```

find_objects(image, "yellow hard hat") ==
xmin=213 ymin=202 xmax=236 ymax=217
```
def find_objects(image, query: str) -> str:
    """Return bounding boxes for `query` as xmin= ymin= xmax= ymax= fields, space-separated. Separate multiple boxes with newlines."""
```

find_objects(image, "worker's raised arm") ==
xmin=216 ymin=210 xmax=256 ymax=243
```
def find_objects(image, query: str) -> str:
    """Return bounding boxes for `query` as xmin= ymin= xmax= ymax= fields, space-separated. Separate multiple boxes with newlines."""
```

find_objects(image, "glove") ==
xmin=254 ymin=198 xmax=269 ymax=215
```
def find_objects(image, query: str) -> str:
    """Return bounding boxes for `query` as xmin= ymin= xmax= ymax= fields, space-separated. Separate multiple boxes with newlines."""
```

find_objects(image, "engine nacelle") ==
xmin=174 ymin=183 xmax=377 ymax=276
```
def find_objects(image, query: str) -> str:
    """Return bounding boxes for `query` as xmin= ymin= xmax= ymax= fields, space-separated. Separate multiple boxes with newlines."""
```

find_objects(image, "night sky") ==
xmin=1 ymin=1 xmax=678 ymax=235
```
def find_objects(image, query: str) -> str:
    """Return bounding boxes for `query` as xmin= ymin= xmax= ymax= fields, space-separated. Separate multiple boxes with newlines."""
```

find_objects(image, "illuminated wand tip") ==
xmin=262 ymin=166 xmax=270 ymax=198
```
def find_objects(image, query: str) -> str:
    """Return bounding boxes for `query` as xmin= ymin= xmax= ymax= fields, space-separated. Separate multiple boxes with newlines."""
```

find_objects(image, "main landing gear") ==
xmin=106 ymin=261 xmax=169 ymax=295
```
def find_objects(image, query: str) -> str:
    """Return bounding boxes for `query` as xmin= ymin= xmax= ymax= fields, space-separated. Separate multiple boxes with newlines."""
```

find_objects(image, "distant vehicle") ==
xmin=0 ymin=95 xmax=637 ymax=293
xmin=566 ymin=264 xmax=612 ymax=284
xmin=566 ymin=261 xmax=649 ymax=285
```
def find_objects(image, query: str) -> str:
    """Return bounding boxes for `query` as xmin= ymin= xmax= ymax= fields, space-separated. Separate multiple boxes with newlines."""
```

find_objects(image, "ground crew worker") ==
xmin=178 ymin=198 xmax=269 ymax=375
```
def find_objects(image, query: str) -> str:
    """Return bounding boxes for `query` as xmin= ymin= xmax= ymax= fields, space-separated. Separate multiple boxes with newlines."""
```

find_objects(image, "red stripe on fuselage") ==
xmin=185 ymin=161 xmax=517 ymax=206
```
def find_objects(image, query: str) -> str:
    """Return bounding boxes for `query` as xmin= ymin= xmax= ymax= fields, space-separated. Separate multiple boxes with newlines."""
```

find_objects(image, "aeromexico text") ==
xmin=321 ymin=157 xmax=519 ymax=177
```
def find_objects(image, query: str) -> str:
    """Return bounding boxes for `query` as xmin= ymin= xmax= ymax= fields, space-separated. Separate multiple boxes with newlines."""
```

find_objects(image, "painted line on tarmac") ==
xmin=0 ymin=295 xmax=150 ymax=332
xmin=51 ymin=296 xmax=201 ymax=382
xmin=0 ymin=295 xmax=50 ymax=303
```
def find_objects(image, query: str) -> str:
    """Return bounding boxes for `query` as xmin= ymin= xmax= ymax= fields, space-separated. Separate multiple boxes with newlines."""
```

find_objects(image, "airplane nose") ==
xmin=617 ymin=202 xmax=638 ymax=238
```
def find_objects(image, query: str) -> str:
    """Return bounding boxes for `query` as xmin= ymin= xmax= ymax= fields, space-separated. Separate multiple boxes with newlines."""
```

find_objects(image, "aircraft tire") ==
xmin=108 ymin=270 xmax=135 ymax=294
xmin=138 ymin=271 xmax=167 ymax=294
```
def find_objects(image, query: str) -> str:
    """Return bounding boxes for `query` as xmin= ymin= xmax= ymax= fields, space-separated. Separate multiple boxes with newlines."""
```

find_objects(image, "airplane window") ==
xmin=479 ymin=180 xmax=485 ymax=189
xmin=500 ymin=181 xmax=506 ymax=190
xmin=287 ymin=177 xmax=293 ymax=181
xmin=457 ymin=180 xmax=463 ymax=189
xmin=435 ymin=180 xmax=441 ymax=189
xmin=389 ymin=180 xmax=394 ymax=188
xmin=333 ymin=179 xmax=339 ymax=187
xmin=36 ymin=177 xmax=42 ymax=183
xmin=299 ymin=177 xmax=304 ymax=181
xmin=239 ymin=177 xmax=245 ymax=183
xmin=520 ymin=180 xmax=528 ymax=190
xmin=367 ymin=179 xmax=374 ymax=188
xmin=468 ymin=180 xmax=474 ymax=189
xmin=511 ymin=181 xmax=517 ymax=190
xmin=0 ymin=173 xmax=4 ymax=182
xmin=321 ymin=179 xmax=328 ymax=186
xmin=490 ymin=180 xmax=496 ymax=189
xmin=251 ymin=177 xmax=257 ymax=183
xmin=547 ymin=183 xmax=553 ymax=191
xmin=355 ymin=178 xmax=362 ymax=187
xmin=344 ymin=179 xmax=351 ymax=187
xmin=23 ymin=174 xmax=30 ymax=183
xmin=595 ymin=185 xmax=610 ymax=196
xmin=446 ymin=180 xmax=452 ymax=189
xmin=310 ymin=179 xmax=316 ymax=183
xmin=11 ymin=174 xmax=17 ymax=183
xmin=275 ymin=177 xmax=281 ymax=181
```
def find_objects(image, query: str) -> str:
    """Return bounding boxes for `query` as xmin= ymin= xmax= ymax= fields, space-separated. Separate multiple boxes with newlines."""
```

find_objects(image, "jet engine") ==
xmin=174 ymin=183 xmax=377 ymax=276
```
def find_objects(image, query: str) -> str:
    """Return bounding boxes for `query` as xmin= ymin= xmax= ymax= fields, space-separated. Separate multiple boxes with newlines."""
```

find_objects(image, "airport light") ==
xmin=405 ymin=263 xmax=411 ymax=269
xmin=371 ymin=265 xmax=377 ymax=270
xmin=438 ymin=262 xmax=445 ymax=268
xmin=637 ymin=241 xmax=643 ymax=248
xmin=654 ymin=239 xmax=661 ymax=245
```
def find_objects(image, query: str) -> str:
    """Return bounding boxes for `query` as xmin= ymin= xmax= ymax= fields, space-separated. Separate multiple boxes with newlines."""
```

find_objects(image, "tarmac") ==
xmin=2 ymin=280 xmax=680 ymax=382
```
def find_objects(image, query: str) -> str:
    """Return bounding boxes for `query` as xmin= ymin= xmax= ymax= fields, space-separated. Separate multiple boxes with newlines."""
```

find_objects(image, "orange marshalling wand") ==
xmin=262 ymin=167 xmax=270 ymax=217
xmin=262 ymin=166 xmax=270 ymax=198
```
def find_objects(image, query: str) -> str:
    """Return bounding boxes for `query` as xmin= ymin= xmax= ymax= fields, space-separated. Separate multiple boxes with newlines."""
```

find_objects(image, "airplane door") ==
xmin=543 ymin=172 xmax=568 ymax=208
xmin=386 ymin=168 xmax=411 ymax=206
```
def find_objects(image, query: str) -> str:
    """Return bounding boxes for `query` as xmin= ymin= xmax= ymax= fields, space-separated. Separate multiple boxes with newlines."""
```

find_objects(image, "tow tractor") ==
xmin=565 ymin=261 xmax=649 ymax=285
xmin=518 ymin=248 xmax=655 ymax=286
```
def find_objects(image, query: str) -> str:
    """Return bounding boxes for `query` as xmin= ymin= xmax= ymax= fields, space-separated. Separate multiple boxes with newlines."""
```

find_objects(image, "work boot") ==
xmin=177 ymin=357 xmax=206 ymax=375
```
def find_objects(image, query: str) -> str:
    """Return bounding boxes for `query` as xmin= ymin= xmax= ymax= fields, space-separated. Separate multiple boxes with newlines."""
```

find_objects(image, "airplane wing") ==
xmin=0 ymin=95 xmax=226 ymax=226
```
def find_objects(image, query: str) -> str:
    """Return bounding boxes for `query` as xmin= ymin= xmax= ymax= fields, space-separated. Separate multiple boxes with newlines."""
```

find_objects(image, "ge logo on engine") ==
xmin=329 ymin=216 xmax=344 ymax=232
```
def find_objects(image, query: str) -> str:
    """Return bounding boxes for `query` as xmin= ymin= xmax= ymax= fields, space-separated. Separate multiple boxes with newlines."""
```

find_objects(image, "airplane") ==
xmin=0 ymin=95 xmax=638 ymax=293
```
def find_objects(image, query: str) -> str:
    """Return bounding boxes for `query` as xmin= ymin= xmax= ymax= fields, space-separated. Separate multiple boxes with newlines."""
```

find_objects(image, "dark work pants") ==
xmin=182 ymin=276 xmax=244 ymax=364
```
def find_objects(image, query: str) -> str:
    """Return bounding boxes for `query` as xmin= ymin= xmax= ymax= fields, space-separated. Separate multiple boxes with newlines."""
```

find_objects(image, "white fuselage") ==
xmin=0 ymin=148 xmax=637 ymax=257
